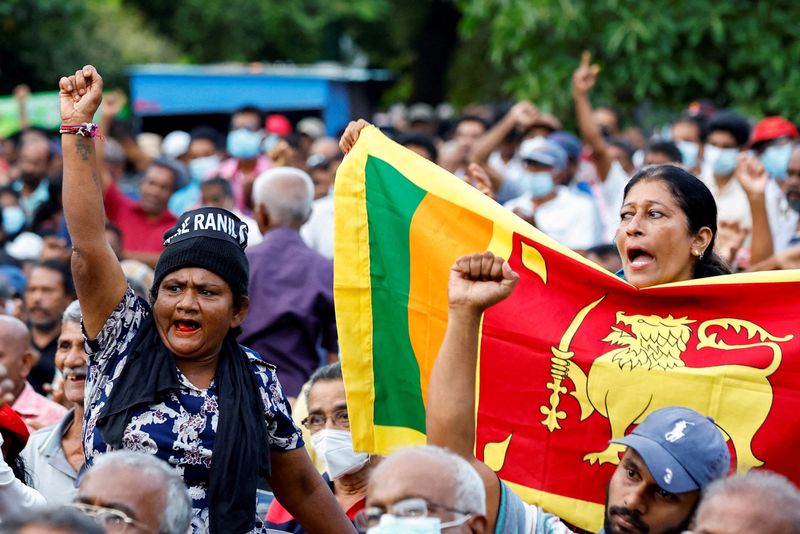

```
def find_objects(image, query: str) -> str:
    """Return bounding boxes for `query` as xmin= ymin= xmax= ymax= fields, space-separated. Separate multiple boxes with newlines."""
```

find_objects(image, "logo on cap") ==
xmin=162 ymin=207 xmax=248 ymax=250
xmin=665 ymin=420 xmax=694 ymax=443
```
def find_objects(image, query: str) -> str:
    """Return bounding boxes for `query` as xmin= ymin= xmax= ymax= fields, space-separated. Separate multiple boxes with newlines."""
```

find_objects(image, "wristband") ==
xmin=59 ymin=123 xmax=101 ymax=138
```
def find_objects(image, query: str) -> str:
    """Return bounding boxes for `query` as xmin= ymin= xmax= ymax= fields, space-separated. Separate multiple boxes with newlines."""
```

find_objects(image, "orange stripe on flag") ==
xmin=408 ymin=193 xmax=494 ymax=405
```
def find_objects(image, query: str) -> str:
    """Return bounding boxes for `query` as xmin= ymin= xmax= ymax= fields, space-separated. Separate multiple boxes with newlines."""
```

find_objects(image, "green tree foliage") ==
xmin=0 ymin=0 xmax=178 ymax=93
xmin=457 ymin=0 xmax=800 ymax=124
xmin=128 ymin=0 xmax=457 ymax=103
xmin=126 ymin=0 xmax=391 ymax=64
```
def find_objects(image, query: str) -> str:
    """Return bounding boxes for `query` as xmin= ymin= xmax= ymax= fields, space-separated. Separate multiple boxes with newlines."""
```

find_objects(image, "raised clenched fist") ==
xmin=58 ymin=65 xmax=103 ymax=125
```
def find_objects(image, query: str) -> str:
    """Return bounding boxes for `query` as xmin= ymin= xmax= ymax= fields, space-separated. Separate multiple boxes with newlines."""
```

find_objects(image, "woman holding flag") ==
xmin=424 ymin=161 xmax=768 ymax=534
xmin=343 ymin=113 xmax=760 ymax=534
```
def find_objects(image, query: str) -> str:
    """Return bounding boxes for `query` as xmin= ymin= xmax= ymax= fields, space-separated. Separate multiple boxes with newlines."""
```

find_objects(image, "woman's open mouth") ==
xmin=174 ymin=319 xmax=201 ymax=335
xmin=627 ymin=246 xmax=655 ymax=270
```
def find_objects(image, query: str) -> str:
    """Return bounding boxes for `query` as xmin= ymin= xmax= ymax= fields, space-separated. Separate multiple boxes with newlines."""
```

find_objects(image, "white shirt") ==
xmin=0 ymin=433 xmax=46 ymax=514
xmin=700 ymin=169 xmax=789 ymax=248
xmin=20 ymin=411 xmax=79 ymax=505
xmin=489 ymin=151 xmax=526 ymax=204
xmin=300 ymin=195 xmax=335 ymax=260
xmin=234 ymin=208 xmax=262 ymax=248
xmin=504 ymin=186 xmax=602 ymax=250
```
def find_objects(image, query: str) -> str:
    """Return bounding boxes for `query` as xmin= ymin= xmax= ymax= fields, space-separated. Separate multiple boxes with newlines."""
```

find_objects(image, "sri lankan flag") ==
xmin=334 ymin=126 xmax=800 ymax=531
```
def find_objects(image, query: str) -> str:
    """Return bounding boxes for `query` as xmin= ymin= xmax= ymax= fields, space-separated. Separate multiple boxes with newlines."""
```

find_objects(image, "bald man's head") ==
xmin=0 ymin=316 xmax=35 ymax=397
xmin=252 ymin=167 xmax=314 ymax=230
xmin=366 ymin=446 xmax=488 ymax=533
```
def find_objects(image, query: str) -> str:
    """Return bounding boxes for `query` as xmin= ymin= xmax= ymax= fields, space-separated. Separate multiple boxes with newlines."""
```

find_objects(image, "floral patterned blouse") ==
xmin=82 ymin=287 xmax=303 ymax=533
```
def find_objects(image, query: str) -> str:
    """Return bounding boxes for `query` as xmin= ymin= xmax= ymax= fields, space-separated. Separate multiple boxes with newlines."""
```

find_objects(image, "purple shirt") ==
xmin=239 ymin=228 xmax=338 ymax=397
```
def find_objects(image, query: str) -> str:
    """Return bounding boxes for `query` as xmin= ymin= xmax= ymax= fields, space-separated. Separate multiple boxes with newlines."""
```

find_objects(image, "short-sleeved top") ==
xmin=504 ymin=186 xmax=602 ymax=251
xmin=495 ymin=481 xmax=575 ymax=534
xmin=103 ymin=182 xmax=177 ymax=254
xmin=83 ymin=287 xmax=303 ymax=533
xmin=20 ymin=409 xmax=80 ymax=505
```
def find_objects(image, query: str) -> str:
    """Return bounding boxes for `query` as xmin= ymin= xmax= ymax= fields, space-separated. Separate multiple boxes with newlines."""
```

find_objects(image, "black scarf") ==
xmin=95 ymin=315 xmax=271 ymax=533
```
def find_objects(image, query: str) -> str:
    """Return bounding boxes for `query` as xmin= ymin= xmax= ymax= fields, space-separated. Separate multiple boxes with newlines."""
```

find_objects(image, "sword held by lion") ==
xmin=540 ymin=295 xmax=793 ymax=471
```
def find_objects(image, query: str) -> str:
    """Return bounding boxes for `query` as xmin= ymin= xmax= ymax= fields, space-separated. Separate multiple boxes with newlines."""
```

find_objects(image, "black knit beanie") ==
xmin=152 ymin=207 xmax=249 ymax=297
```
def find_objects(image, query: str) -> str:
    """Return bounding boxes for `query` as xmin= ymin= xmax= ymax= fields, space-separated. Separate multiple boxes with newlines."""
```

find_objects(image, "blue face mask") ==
xmin=2 ymin=206 xmax=26 ymax=235
xmin=676 ymin=141 xmax=699 ymax=168
xmin=226 ymin=129 xmax=262 ymax=160
xmin=188 ymin=155 xmax=221 ymax=182
xmin=761 ymin=143 xmax=792 ymax=179
xmin=520 ymin=171 xmax=554 ymax=199
xmin=704 ymin=144 xmax=738 ymax=176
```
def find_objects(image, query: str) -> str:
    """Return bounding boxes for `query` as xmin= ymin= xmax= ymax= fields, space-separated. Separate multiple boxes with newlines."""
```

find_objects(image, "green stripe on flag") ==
xmin=365 ymin=156 xmax=427 ymax=432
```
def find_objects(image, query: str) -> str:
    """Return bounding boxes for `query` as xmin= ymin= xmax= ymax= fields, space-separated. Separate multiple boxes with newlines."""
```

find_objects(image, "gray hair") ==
xmin=62 ymin=299 xmax=82 ymax=325
xmin=251 ymin=167 xmax=314 ymax=227
xmin=0 ymin=506 xmax=104 ymax=534
xmin=388 ymin=446 xmax=486 ymax=516
xmin=304 ymin=361 xmax=343 ymax=405
xmin=699 ymin=470 xmax=800 ymax=533
xmin=91 ymin=451 xmax=192 ymax=534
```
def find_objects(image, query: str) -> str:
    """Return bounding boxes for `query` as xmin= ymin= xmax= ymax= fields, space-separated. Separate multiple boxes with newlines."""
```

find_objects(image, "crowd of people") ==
xmin=0 ymin=52 xmax=797 ymax=534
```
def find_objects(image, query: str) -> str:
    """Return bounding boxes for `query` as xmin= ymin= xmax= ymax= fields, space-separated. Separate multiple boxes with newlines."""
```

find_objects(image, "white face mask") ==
xmin=310 ymin=428 xmax=369 ymax=480
xmin=366 ymin=515 xmax=442 ymax=533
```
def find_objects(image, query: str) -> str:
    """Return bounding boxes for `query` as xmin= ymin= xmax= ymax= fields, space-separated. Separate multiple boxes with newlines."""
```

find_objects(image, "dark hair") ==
xmin=151 ymin=159 xmax=188 ymax=193
xmin=645 ymin=140 xmax=682 ymax=164
xmin=673 ymin=114 xmax=707 ymax=142
xmin=452 ymin=115 xmax=489 ymax=134
xmin=232 ymin=105 xmax=262 ymax=126
xmin=596 ymin=105 xmax=622 ymax=127
xmin=0 ymin=186 xmax=20 ymax=200
xmin=8 ymin=455 xmax=30 ymax=486
xmin=30 ymin=176 xmax=63 ymax=233
xmin=32 ymin=259 xmax=75 ymax=298
xmin=189 ymin=126 xmax=223 ymax=150
xmin=623 ymin=165 xmax=731 ymax=279
xmin=0 ymin=506 xmax=105 ymax=534
xmin=304 ymin=361 xmax=343 ymax=404
xmin=607 ymin=136 xmax=636 ymax=163
xmin=706 ymin=111 xmax=751 ymax=148
xmin=397 ymin=132 xmax=439 ymax=162
xmin=0 ymin=427 xmax=31 ymax=486
xmin=201 ymin=176 xmax=234 ymax=198
xmin=105 ymin=221 xmax=123 ymax=242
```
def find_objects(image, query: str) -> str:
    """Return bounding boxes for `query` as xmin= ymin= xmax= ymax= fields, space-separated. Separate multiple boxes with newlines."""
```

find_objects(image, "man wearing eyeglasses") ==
xmin=360 ymin=445 xmax=489 ymax=533
xmin=74 ymin=450 xmax=192 ymax=534
xmin=266 ymin=362 xmax=375 ymax=533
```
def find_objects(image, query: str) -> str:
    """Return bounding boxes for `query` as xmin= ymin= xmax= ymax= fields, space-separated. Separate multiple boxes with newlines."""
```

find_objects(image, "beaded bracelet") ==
xmin=59 ymin=123 xmax=101 ymax=138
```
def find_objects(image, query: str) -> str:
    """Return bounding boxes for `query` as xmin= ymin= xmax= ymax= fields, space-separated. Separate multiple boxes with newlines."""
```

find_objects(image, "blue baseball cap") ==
xmin=518 ymin=136 xmax=567 ymax=171
xmin=548 ymin=131 xmax=582 ymax=162
xmin=611 ymin=406 xmax=730 ymax=493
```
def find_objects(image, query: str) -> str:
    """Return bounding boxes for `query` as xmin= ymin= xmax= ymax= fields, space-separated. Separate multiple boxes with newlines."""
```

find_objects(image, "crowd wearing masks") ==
xmin=0 ymin=51 xmax=798 ymax=534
